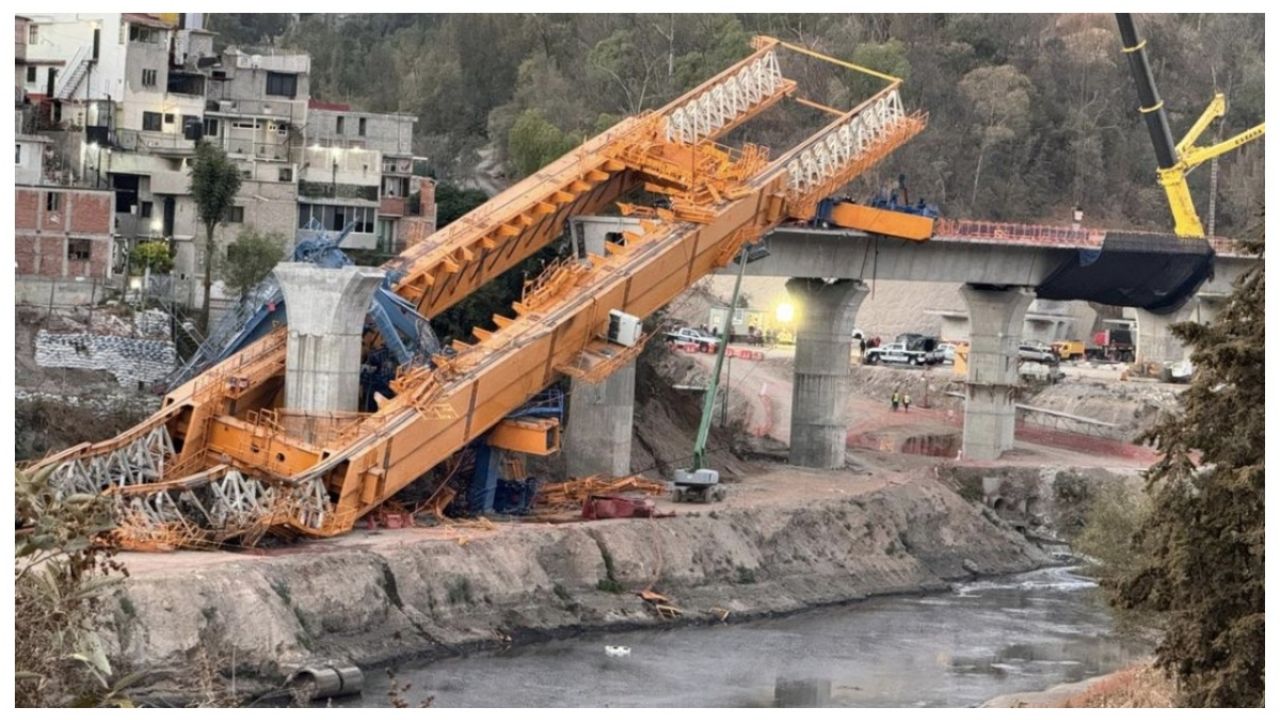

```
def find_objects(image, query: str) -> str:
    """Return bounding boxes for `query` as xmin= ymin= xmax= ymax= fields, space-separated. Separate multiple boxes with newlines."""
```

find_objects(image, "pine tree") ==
xmin=1116 ymin=224 xmax=1264 ymax=707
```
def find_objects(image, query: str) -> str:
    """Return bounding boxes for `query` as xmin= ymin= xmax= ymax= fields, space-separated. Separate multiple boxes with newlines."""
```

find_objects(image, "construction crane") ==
xmin=671 ymin=245 xmax=751 ymax=504
xmin=1115 ymin=13 xmax=1265 ymax=238
xmin=30 ymin=36 xmax=926 ymax=549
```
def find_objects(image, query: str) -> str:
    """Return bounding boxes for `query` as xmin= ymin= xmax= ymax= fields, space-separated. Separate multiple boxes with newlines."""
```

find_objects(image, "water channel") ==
xmin=345 ymin=565 xmax=1150 ymax=707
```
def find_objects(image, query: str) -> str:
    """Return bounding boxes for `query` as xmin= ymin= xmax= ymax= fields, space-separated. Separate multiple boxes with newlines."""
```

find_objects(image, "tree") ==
xmin=958 ymin=64 xmax=1032 ymax=211
xmin=220 ymin=229 xmax=285 ymax=301
xmin=433 ymin=181 xmax=489 ymax=228
xmin=507 ymin=109 xmax=576 ymax=179
xmin=130 ymin=240 xmax=174 ymax=275
xmin=189 ymin=141 xmax=242 ymax=334
xmin=1115 ymin=227 xmax=1264 ymax=707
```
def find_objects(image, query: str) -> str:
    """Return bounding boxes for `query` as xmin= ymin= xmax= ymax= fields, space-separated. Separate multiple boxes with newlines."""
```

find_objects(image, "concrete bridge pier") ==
xmin=786 ymin=278 xmax=869 ymax=468
xmin=564 ymin=360 xmax=636 ymax=478
xmin=275 ymin=263 xmax=385 ymax=414
xmin=961 ymin=285 xmax=1034 ymax=461
xmin=1134 ymin=296 xmax=1219 ymax=366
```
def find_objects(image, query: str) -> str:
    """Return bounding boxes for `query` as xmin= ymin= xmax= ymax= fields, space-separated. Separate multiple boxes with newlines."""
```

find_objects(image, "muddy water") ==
xmin=345 ymin=566 xmax=1149 ymax=708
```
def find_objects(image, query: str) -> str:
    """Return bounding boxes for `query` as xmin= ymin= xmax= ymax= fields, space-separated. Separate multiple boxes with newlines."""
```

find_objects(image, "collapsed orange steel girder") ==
xmin=30 ymin=36 xmax=925 ymax=548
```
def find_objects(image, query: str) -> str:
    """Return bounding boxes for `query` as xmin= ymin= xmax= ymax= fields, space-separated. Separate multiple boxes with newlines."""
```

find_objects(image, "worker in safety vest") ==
xmin=891 ymin=391 xmax=901 ymax=412
xmin=903 ymin=393 xmax=912 ymax=413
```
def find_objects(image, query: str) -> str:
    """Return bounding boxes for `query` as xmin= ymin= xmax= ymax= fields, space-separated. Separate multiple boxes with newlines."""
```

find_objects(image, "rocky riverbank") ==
xmin=101 ymin=473 xmax=1049 ymax=702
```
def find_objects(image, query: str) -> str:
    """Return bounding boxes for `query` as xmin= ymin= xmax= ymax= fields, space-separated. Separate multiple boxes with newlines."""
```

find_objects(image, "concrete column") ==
xmin=1135 ymin=298 xmax=1205 ymax=365
xmin=274 ymin=263 xmax=385 ymax=414
xmin=786 ymin=278 xmax=869 ymax=468
xmin=564 ymin=360 xmax=635 ymax=478
xmin=961 ymin=285 xmax=1034 ymax=461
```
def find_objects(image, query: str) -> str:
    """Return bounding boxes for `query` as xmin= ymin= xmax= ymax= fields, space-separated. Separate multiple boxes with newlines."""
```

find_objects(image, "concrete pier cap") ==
xmin=785 ymin=278 xmax=870 ymax=469
xmin=960 ymin=284 xmax=1034 ymax=461
xmin=274 ymin=263 xmax=386 ymax=415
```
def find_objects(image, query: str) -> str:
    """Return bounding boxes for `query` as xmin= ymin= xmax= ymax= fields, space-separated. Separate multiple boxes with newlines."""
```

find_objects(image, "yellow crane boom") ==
xmin=1116 ymin=13 xmax=1264 ymax=238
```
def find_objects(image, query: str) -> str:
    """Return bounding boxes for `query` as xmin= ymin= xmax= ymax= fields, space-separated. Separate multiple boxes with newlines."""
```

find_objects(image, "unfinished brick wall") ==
xmin=15 ymin=187 xmax=114 ymax=280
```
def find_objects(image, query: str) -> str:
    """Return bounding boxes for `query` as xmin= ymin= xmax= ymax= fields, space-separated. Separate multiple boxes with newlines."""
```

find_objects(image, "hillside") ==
xmin=209 ymin=13 xmax=1264 ymax=236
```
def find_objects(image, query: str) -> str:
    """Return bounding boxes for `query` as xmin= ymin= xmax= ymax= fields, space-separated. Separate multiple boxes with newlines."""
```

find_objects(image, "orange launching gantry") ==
xmin=30 ymin=37 xmax=926 ymax=549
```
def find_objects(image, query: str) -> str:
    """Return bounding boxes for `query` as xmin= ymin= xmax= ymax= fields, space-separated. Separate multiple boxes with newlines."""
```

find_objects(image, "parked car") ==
xmin=665 ymin=327 xmax=719 ymax=352
xmin=864 ymin=341 xmax=931 ymax=366
xmin=936 ymin=342 xmax=958 ymax=364
xmin=1018 ymin=340 xmax=1059 ymax=365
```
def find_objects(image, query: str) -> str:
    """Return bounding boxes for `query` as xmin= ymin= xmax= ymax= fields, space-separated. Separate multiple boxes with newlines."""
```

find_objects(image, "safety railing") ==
xmin=933 ymin=218 xmax=1106 ymax=248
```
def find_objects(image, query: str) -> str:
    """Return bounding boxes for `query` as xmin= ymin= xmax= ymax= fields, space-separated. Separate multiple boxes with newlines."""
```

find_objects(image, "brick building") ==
xmin=15 ymin=185 xmax=115 ymax=295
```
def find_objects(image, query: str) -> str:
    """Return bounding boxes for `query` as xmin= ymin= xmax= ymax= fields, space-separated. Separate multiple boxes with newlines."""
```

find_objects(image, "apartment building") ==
xmin=305 ymin=102 xmax=436 ymax=253
xmin=17 ymin=13 xmax=435 ymax=311
xmin=19 ymin=13 xmax=311 ymax=310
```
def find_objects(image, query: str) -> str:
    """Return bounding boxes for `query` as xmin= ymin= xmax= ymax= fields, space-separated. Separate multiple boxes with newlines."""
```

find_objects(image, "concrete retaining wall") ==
xmin=102 ymin=477 xmax=1047 ymax=699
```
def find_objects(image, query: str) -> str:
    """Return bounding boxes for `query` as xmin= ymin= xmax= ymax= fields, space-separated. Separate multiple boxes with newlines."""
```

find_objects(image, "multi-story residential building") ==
xmin=19 ymin=13 xmax=311 ymax=312
xmin=16 ymin=13 xmax=435 ymax=312
xmin=305 ymin=102 xmax=436 ymax=254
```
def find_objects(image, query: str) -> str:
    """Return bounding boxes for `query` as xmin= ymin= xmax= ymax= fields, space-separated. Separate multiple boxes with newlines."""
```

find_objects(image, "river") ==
xmin=343 ymin=565 xmax=1150 ymax=708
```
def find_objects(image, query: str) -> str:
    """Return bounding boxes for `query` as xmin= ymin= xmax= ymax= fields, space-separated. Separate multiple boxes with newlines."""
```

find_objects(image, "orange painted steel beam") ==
xmin=30 ymin=39 xmax=925 ymax=547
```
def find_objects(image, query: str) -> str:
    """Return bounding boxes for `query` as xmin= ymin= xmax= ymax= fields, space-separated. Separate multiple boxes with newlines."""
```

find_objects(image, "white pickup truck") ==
xmin=863 ymin=341 xmax=931 ymax=366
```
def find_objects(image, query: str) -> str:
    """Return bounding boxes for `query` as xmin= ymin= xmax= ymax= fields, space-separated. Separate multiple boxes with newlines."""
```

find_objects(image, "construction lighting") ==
xmin=776 ymin=303 xmax=795 ymax=324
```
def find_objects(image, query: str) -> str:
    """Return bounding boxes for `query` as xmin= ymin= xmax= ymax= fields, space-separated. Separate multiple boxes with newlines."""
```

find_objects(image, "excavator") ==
xmin=1115 ymin=13 xmax=1264 ymax=238
xmin=28 ymin=36 xmax=927 ymax=549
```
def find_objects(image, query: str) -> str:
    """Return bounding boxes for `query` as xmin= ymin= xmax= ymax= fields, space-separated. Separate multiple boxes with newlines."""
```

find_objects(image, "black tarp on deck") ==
xmin=1035 ymin=232 xmax=1215 ymax=314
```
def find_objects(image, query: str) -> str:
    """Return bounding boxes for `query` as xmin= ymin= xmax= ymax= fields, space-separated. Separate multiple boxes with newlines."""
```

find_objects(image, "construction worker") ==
xmin=891 ymin=390 xmax=900 ymax=412
xmin=903 ymin=393 xmax=912 ymax=413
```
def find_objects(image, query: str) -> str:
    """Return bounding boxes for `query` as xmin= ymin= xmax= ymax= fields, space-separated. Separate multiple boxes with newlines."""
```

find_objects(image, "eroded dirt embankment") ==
xmin=103 ymin=475 xmax=1047 ymax=697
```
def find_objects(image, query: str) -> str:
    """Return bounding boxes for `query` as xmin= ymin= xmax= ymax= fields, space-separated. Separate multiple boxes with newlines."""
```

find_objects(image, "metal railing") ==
xmin=933 ymin=218 xmax=1106 ymax=248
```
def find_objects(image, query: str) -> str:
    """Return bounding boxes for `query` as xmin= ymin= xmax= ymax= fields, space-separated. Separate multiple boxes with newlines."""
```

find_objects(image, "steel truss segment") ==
xmin=50 ymin=424 xmax=176 ymax=497
xmin=784 ymin=87 xmax=910 ymax=197
xmin=664 ymin=50 xmax=785 ymax=145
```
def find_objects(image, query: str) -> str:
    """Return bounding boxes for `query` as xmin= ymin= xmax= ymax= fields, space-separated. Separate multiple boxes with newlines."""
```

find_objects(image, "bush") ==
xmin=15 ymin=466 xmax=135 ymax=707
xmin=1074 ymin=480 xmax=1150 ymax=587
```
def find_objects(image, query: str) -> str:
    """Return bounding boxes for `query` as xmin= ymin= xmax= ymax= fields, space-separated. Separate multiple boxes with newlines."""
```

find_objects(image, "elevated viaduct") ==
xmin=568 ymin=216 xmax=1255 ymax=466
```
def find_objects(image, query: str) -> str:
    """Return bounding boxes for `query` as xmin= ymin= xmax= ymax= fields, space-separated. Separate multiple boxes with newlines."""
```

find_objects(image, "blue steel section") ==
xmin=504 ymin=388 xmax=565 ymax=420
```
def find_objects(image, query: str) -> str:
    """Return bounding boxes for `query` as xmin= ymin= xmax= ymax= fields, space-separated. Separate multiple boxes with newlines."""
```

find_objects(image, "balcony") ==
xmin=298 ymin=180 xmax=378 ymax=203
xmin=115 ymin=129 xmax=196 ymax=156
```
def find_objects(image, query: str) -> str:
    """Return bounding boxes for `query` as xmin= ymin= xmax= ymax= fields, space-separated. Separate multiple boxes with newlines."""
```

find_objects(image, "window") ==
xmin=278 ymin=167 xmax=293 ymax=182
xmin=335 ymin=116 xmax=345 ymax=135
xmin=358 ymin=118 xmax=367 ymax=137
xmin=46 ymin=192 xmax=62 ymax=212
xmin=163 ymin=113 xmax=175 ymax=125
xmin=29 ymin=25 xmax=38 ymax=44
xmin=15 ymin=144 xmax=21 ymax=164
xmin=68 ymin=238 xmax=92 ymax=261
xmin=240 ymin=169 xmax=252 ymax=179
xmin=141 ymin=68 xmax=157 ymax=87
xmin=128 ymin=25 xmax=159 ymax=44
xmin=142 ymin=112 xmax=162 ymax=131
xmin=204 ymin=118 xmax=220 ymax=137
xmin=224 ymin=206 xmax=245 ymax=223
xmin=265 ymin=71 xmax=297 ymax=98
xmin=140 ymin=201 xmax=153 ymax=218
xmin=26 ymin=66 xmax=36 ymax=83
